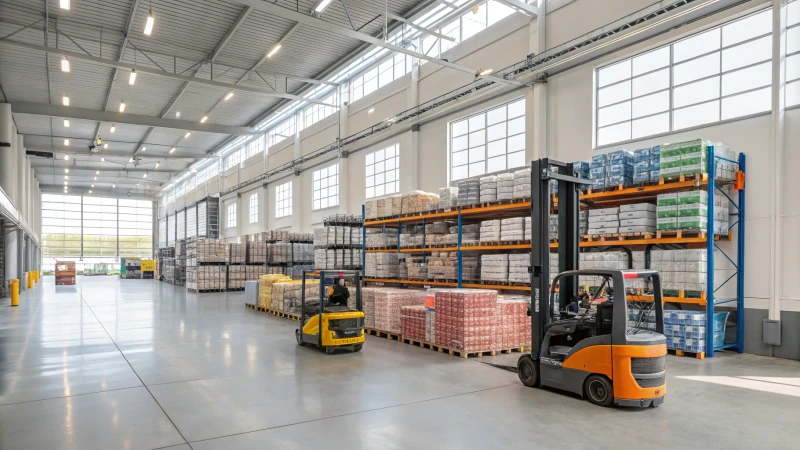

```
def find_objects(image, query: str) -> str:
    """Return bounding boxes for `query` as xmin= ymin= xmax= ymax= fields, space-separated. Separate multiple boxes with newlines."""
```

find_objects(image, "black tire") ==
xmin=295 ymin=329 xmax=305 ymax=346
xmin=584 ymin=375 xmax=614 ymax=407
xmin=517 ymin=354 xmax=539 ymax=387
xmin=325 ymin=347 xmax=335 ymax=355
xmin=353 ymin=344 xmax=363 ymax=352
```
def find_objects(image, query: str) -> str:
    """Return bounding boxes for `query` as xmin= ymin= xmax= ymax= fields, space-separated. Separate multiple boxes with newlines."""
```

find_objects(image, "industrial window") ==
xmin=268 ymin=117 xmax=296 ymax=148
xmin=225 ymin=147 xmax=242 ymax=169
xmin=158 ymin=218 xmax=167 ymax=248
xmin=227 ymin=203 xmax=237 ymax=228
xmin=245 ymin=137 xmax=265 ymax=161
xmin=80 ymin=197 xmax=117 ymax=259
xmin=276 ymin=181 xmax=292 ymax=218
xmin=450 ymin=97 xmax=525 ymax=181
xmin=595 ymin=9 xmax=773 ymax=146
xmin=312 ymin=164 xmax=338 ymax=210
xmin=249 ymin=192 xmax=258 ymax=224
xmin=349 ymin=54 xmax=411 ymax=103
xmin=42 ymin=194 xmax=83 ymax=257
xmin=118 ymin=199 xmax=153 ymax=258
xmin=786 ymin=1 xmax=800 ymax=107
xmin=185 ymin=175 xmax=195 ymax=192
xmin=366 ymin=143 xmax=399 ymax=198
xmin=303 ymin=92 xmax=339 ymax=128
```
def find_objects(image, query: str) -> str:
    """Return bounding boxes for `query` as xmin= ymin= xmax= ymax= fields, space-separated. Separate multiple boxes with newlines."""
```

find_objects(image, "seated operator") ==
xmin=328 ymin=278 xmax=350 ymax=307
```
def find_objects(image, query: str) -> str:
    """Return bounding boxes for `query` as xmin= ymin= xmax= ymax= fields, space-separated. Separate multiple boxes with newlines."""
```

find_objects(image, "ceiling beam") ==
xmin=0 ymin=39 xmax=339 ymax=106
xmin=26 ymin=146 xmax=218 ymax=159
xmin=493 ymin=0 xmax=539 ymax=17
xmin=236 ymin=23 xmax=302 ymax=85
xmin=226 ymin=0 xmax=523 ymax=87
xmin=211 ymin=6 xmax=252 ymax=61
xmin=11 ymin=102 xmax=261 ymax=135
xmin=341 ymin=0 xmax=455 ymax=41
xmin=33 ymin=165 xmax=183 ymax=174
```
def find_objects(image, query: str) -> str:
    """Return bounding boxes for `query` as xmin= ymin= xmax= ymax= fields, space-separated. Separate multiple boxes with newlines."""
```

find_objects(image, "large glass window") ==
xmin=366 ymin=143 xmax=400 ymax=198
xmin=249 ymin=192 xmax=259 ymax=224
xmin=786 ymin=1 xmax=800 ymax=107
xmin=595 ymin=9 xmax=773 ymax=146
xmin=82 ymin=197 xmax=118 ymax=257
xmin=245 ymin=137 xmax=265 ymax=161
xmin=225 ymin=147 xmax=242 ymax=169
xmin=227 ymin=203 xmax=237 ymax=228
xmin=450 ymin=98 xmax=525 ymax=181
xmin=276 ymin=181 xmax=292 ymax=218
xmin=312 ymin=164 xmax=339 ymax=210
xmin=42 ymin=195 xmax=82 ymax=257
xmin=303 ymin=92 xmax=339 ymax=128
xmin=267 ymin=117 xmax=296 ymax=148
xmin=118 ymin=199 xmax=153 ymax=257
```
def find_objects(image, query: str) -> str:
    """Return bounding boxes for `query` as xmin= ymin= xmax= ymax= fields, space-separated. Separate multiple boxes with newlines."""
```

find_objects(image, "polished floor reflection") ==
xmin=1 ymin=276 xmax=799 ymax=449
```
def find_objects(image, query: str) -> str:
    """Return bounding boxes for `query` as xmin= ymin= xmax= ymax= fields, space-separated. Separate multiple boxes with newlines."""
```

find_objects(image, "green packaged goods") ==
xmin=657 ymin=205 xmax=678 ymax=218
xmin=679 ymin=204 xmax=708 ymax=217
xmin=657 ymin=193 xmax=678 ymax=206
xmin=657 ymin=218 xmax=678 ymax=230
xmin=678 ymin=217 xmax=708 ymax=229
xmin=678 ymin=191 xmax=708 ymax=205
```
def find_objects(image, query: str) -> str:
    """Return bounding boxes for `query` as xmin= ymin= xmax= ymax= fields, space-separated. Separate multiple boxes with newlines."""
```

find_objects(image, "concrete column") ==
xmin=18 ymin=134 xmax=27 ymax=223
xmin=28 ymin=160 xmax=34 ymax=225
xmin=290 ymin=173 xmax=303 ymax=232
xmin=4 ymin=226 xmax=18 ymax=284
xmin=0 ymin=104 xmax=18 ymax=207
xmin=16 ymin=231 xmax=23 ymax=290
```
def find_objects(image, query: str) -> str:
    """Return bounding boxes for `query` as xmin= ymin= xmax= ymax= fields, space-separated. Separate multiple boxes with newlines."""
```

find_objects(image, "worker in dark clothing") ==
xmin=328 ymin=278 xmax=350 ymax=306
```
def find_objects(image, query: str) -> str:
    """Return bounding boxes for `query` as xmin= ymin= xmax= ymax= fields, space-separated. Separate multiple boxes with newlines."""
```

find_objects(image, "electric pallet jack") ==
xmin=296 ymin=270 xmax=365 ymax=354
xmin=517 ymin=158 xmax=667 ymax=407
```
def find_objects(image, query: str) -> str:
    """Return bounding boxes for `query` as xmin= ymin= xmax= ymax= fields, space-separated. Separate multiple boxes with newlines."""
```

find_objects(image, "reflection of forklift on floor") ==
xmin=296 ymin=270 xmax=365 ymax=354
xmin=517 ymin=158 xmax=667 ymax=407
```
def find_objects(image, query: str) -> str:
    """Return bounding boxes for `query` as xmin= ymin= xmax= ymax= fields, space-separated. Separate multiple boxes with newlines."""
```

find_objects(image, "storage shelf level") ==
xmin=363 ymin=277 xmax=532 ymax=291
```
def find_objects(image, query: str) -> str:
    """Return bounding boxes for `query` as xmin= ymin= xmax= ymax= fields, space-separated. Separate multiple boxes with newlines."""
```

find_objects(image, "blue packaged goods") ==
xmin=633 ymin=172 xmax=650 ymax=184
xmin=592 ymin=154 xmax=607 ymax=165
xmin=633 ymin=148 xmax=651 ymax=163
xmin=608 ymin=150 xmax=634 ymax=165
xmin=590 ymin=166 xmax=606 ymax=179
xmin=572 ymin=161 xmax=590 ymax=178
xmin=593 ymin=178 xmax=607 ymax=189
xmin=608 ymin=174 xmax=630 ymax=186
xmin=608 ymin=164 xmax=633 ymax=177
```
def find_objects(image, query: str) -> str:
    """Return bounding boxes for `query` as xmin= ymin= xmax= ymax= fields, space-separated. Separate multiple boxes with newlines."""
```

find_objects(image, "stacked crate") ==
xmin=587 ymin=207 xmax=619 ymax=235
xmin=493 ymin=297 xmax=531 ymax=349
xmin=372 ymin=288 xmax=426 ymax=333
xmin=438 ymin=187 xmax=458 ymax=210
xmin=257 ymin=274 xmax=291 ymax=309
xmin=663 ymin=311 xmax=728 ymax=353
xmin=365 ymin=252 xmax=399 ymax=278
xmin=513 ymin=168 xmax=531 ymax=199
xmin=227 ymin=265 xmax=246 ymax=290
xmin=480 ymin=254 xmax=508 ymax=282
xmin=479 ymin=175 xmax=497 ymax=202
xmin=400 ymin=305 xmax=428 ymax=341
xmin=229 ymin=243 xmax=246 ymax=264
xmin=55 ymin=261 xmax=76 ymax=285
xmin=435 ymin=289 xmax=497 ymax=352
xmin=619 ymin=203 xmax=657 ymax=234
xmin=426 ymin=251 xmax=458 ymax=280
xmin=457 ymin=179 xmax=480 ymax=206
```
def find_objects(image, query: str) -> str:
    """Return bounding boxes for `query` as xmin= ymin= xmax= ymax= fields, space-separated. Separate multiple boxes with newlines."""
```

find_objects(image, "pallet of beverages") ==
xmin=55 ymin=261 xmax=76 ymax=285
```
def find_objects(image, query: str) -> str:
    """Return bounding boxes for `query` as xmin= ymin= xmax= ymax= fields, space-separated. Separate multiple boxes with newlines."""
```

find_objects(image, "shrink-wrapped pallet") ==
xmin=439 ymin=187 xmax=458 ymax=210
xmin=481 ymin=254 xmax=508 ymax=281
xmin=497 ymin=172 xmax=514 ymax=200
xmin=373 ymin=288 xmax=426 ymax=333
xmin=435 ymin=289 xmax=498 ymax=351
xmin=401 ymin=305 xmax=428 ymax=341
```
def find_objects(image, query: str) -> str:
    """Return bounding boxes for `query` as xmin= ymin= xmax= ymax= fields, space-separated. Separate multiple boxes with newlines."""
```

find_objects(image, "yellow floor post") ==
xmin=10 ymin=279 xmax=19 ymax=306
xmin=35 ymin=271 xmax=39 ymax=283
xmin=27 ymin=273 xmax=33 ymax=289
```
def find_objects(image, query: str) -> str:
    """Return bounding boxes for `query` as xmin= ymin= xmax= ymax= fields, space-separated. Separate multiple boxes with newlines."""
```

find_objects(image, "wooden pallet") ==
xmin=188 ymin=288 xmax=226 ymax=293
xmin=245 ymin=303 xmax=256 ymax=310
xmin=655 ymin=230 xmax=707 ymax=239
xmin=669 ymin=349 xmax=705 ymax=359
xmin=365 ymin=328 xmax=401 ymax=341
xmin=366 ymin=246 xmax=398 ymax=251
xmin=400 ymin=337 xmax=529 ymax=358
xmin=659 ymin=173 xmax=709 ymax=185
xmin=585 ymin=184 xmax=624 ymax=195
xmin=268 ymin=309 xmax=301 ymax=321
xmin=478 ymin=280 xmax=530 ymax=287
xmin=618 ymin=232 xmax=655 ymax=240
xmin=582 ymin=234 xmax=620 ymax=242
xmin=226 ymin=288 xmax=244 ymax=292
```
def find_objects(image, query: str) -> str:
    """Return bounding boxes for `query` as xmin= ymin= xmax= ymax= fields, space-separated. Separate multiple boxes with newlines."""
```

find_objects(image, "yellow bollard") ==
xmin=10 ymin=279 xmax=19 ymax=306
xmin=34 ymin=271 xmax=39 ymax=283
xmin=27 ymin=272 xmax=33 ymax=289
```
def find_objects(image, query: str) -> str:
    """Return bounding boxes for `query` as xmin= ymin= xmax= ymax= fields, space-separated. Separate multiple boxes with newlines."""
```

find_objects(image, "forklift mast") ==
xmin=529 ymin=159 xmax=591 ymax=357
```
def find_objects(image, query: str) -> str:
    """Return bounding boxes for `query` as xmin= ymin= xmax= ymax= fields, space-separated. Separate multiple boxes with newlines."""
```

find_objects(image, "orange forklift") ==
xmin=517 ymin=158 xmax=667 ymax=407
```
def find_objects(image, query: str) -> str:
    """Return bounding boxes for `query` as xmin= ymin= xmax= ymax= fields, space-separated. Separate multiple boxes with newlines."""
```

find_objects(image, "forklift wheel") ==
xmin=353 ymin=344 xmax=363 ymax=352
xmin=585 ymin=375 xmax=614 ymax=407
xmin=295 ymin=329 xmax=305 ymax=346
xmin=517 ymin=354 xmax=539 ymax=387
xmin=325 ymin=347 xmax=335 ymax=355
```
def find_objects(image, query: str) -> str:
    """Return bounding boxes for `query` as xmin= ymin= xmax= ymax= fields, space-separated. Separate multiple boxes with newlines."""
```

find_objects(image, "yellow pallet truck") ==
xmin=296 ymin=270 xmax=365 ymax=354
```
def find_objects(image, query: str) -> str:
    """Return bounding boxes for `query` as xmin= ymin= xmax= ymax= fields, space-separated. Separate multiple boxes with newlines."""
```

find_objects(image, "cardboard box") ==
xmin=619 ymin=203 xmax=656 ymax=212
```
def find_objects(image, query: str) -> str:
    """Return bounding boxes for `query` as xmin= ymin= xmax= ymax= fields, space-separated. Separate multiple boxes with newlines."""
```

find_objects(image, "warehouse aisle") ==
xmin=2 ymin=277 xmax=800 ymax=449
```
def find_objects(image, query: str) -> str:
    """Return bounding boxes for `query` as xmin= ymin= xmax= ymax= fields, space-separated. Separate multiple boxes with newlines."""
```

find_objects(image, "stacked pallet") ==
xmin=435 ymin=289 xmax=497 ymax=352
xmin=227 ymin=265 xmax=246 ymax=290
xmin=373 ymin=288 xmax=427 ymax=334
xmin=229 ymin=243 xmax=246 ymax=264
xmin=400 ymin=305 xmax=428 ymax=341
xmin=257 ymin=274 xmax=291 ymax=308
xmin=187 ymin=266 xmax=226 ymax=292
xmin=55 ymin=261 xmax=76 ymax=285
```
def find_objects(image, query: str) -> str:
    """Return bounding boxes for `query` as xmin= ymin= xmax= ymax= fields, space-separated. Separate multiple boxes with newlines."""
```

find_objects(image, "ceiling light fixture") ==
xmin=65 ymin=168 xmax=69 ymax=173
xmin=129 ymin=158 xmax=134 ymax=163
xmin=110 ymin=124 xmax=116 ymax=133
xmin=142 ymin=146 xmax=146 ymax=152
xmin=91 ymin=184 xmax=94 ymax=188
xmin=176 ymin=111 xmax=181 ymax=118
xmin=144 ymin=10 xmax=155 ymax=36
xmin=155 ymin=162 xmax=161 ymax=168
xmin=101 ymin=157 xmax=105 ymax=162
xmin=119 ymin=101 xmax=126 ymax=112
xmin=64 ymin=139 xmax=69 ymax=146
xmin=169 ymin=147 xmax=176 ymax=154
xmin=112 ymin=184 xmax=115 ymax=188
xmin=200 ymin=116 xmax=208 ymax=123
xmin=64 ymin=181 xmax=68 ymax=186
xmin=129 ymin=69 xmax=137 ymax=85
xmin=64 ymin=175 xmax=68 ymax=179
xmin=61 ymin=57 xmax=70 ymax=72
xmin=478 ymin=68 xmax=494 ymax=76
xmin=103 ymin=143 xmax=108 ymax=149
xmin=224 ymin=92 xmax=234 ymax=101
xmin=267 ymin=44 xmax=282 ymax=58
xmin=96 ymin=170 xmax=100 ymax=174
xmin=64 ymin=119 xmax=70 ymax=127
xmin=143 ymin=173 xmax=147 ymax=178
xmin=368 ymin=108 xmax=374 ymax=114
xmin=89 ymin=190 xmax=92 ymax=194
xmin=94 ymin=177 xmax=97 ymax=181
xmin=315 ymin=0 xmax=333 ymax=13
xmin=62 ymin=95 xmax=70 ymax=106
xmin=184 ymin=131 xmax=191 ymax=138
xmin=60 ymin=0 xmax=70 ymax=10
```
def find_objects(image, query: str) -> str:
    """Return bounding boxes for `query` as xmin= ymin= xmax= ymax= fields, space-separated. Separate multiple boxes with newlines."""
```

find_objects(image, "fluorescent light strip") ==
xmin=61 ymin=58 xmax=70 ymax=72
xmin=144 ymin=14 xmax=155 ymax=36
xmin=129 ymin=70 xmax=137 ymax=85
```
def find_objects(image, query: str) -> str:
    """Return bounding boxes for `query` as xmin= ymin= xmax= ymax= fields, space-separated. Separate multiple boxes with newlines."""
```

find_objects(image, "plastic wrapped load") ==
xmin=314 ymin=248 xmax=327 ymax=269
xmin=194 ymin=238 xmax=229 ymax=263
xmin=493 ymin=297 xmax=531 ymax=349
xmin=480 ymin=175 xmax=498 ymax=202
xmin=227 ymin=265 xmax=246 ymax=290
xmin=292 ymin=243 xmax=314 ymax=262
xmin=650 ymin=249 xmax=708 ymax=292
xmin=363 ymin=287 xmax=377 ymax=329
xmin=229 ymin=243 xmax=246 ymax=264
xmin=587 ymin=207 xmax=620 ymax=235
xmin=663 ymin=310 xmax=728 ymax=351
xmin=427 ymin=251 xmax=458 ymax=280
xmin=462 ymin=256 xmax=480 ymax=281
xmin=324 ymin=249 xmax=360 ymax=270
xmin=271 ymin=280 xmax=300 ymax=312
xmin=435 ymin=289 xmax=498 ymax=351
xmin=439 ymin=187 xmax=459 ymax=210
xmin=401 ymin=191 xmax=439 ymax=214
xmin=406 ymin=256 xmax=427 ymax=279
xmin=247 ymin=241 xmax=267 ymax=263
xmin=633 ymin=146 xmax=661 ymax=184
xmin=373 ymin=288 xmax=426 ymax=333
xmin=365 ymin=228 xmax=398 ymax=248
xmin=571 ymin=161 xmax=590 ymax=179
xmin=426 ymin=307 xmax=436 ymax=343
xmin=401 ymin=305 xmax=428 ymax=341
xmin=245 ymin=264 xmax=268 ymax=281
xmin=457 ymin=179 xmax=480 ymax=206
xmin=283 ymin=280 xmax=321 ymax=315
xmin=501 ymin=217 xmax=525 ymax=241
xmin=365 ymin=252 xmax=400 ymax=278
xmin=496 ymin=172 xmax=514 ymax=200
xmin=508 ymin=254 xmax=530 ymax=284
xmin=481 ymin=254 xmax=508 ymax=281
xmin=400 ymin=233 xmax=424 ymax=248
xmin=480 ymin=220 xmax=501 ymax=242
xmin=257 ymin=274 xmax=292 ymax=308
xmin=618 ymin=203 xmax=657 ymax=234
xmin=267 ymin=243 xmax=291 ymax=263
xmin=187 ymin=265 xmax=226 ymax=291
xmin=459 ymin=223 xmax=480 ymax=244
xmin=513 ymin=168 xmax=531 ymax=199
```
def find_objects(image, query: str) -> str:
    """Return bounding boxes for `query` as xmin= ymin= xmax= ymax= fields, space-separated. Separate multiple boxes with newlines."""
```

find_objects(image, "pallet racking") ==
xmin=361 ymin=148 xmax=745 ymax=357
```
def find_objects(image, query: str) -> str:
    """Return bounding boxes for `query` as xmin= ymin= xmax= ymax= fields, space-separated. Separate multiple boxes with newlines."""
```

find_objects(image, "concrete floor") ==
xmin=2 ymin=277 xmax=799 ymax=449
